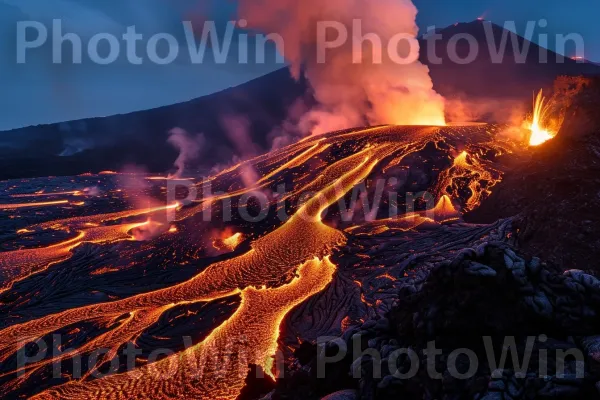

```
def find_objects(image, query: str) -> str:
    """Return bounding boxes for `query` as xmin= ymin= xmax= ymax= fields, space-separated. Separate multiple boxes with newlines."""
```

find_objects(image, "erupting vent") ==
xmin=527 ymin=90 xmax=558 ymax=146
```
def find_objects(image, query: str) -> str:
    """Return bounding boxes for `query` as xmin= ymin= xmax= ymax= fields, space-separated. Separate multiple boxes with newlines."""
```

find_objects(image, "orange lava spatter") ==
xmin=527 ymin=89 xmax=557 ymax=146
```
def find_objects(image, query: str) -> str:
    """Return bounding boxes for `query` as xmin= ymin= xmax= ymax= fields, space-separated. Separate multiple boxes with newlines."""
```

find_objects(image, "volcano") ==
xmin=3 ymin=6 xmax=600 ymax=397
xmin=2 ymin=20 xmax=599 ymax=181
xmin=424 ymin=20 xmax=600 ymax=99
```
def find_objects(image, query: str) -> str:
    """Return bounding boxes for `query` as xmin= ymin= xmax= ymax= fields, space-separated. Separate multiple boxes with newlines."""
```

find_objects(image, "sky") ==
xmin=415 ymin=0 xmax=597 ymax=60
xmin=0 ymin=0 xmax=597 ymax=131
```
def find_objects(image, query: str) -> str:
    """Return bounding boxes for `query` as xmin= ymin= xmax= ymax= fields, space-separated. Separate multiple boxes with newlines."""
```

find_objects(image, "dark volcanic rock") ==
xmin=270 ymin=242 xmax=600 ymax=400
xmin=238 ymin=365 xmax=276 ymax=400
xmin=467 ymin=77 xmax=600 ymax=272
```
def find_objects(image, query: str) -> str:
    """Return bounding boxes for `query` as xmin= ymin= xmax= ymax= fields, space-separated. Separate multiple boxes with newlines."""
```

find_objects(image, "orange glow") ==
xmin=30 ymin=258 xmax=336 ymax=399
xmin=527 ymin=90 xmax=557 ymax=146
xmin=147 ymin=176 xmax=194 ymax=181
xmin=0 ymin=200 xmax=69 ymax=209
xmin=435 ymin=151 xmax=502 ymax=212
xmin=11 ymin=191 xmax=82 ymax=198
xmin=1 ymin=149 xmax=376 ymax=399
xmin=346 ymin=196 xmax=458 ymax=235
xmin=0 ymin=221 xmax=154 ymax=293
xmin=31 ymin=202 xmax=180 ymax=231
xmin=213 ymin=232 xmax=244 ymax=252
xmin=432 ymin=195 xmax=461 ymax=223
xmin=0 ymin=125 xmax=518 ymax=398
xmin=223 ymin=232 xmax=243 ymax=248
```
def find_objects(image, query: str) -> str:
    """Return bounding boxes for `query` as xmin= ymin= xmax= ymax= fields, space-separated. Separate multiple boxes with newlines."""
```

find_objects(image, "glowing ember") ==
xmin=222 ymin=232 xmax=244 ymax=250
xmin=527 ymin=90 xmax=556 ymax=146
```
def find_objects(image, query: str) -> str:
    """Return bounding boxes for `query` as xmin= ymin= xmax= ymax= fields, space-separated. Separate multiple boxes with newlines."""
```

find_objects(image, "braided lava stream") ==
xmin=0 ymin=125 xmax=518 ymax=398
xmin=0 ymin=204 xmax=180 ymax=293
xmin=0 ymin=152 xmax=379 ymax=399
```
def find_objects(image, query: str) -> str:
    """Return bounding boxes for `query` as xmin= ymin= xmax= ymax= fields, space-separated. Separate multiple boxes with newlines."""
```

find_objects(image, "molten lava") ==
xmin=213 ymin=232 xmax=245 ymax=252
xmin=0 ymin=200 xmax=69 ymax=209
xmin=11 ymin=191 xmax=83 ymax=198
xmin=527 ymin=90 xmax=556 ymax=146
xmin=0 ymin=221 xmax=151 ymax=293
xmin=0 ymin=124 xmax=518 ymax=399
xmin=432 ymin=195 xmax=461 ymax=223
xmin=434 ymin=151 xmax=502 ymax=212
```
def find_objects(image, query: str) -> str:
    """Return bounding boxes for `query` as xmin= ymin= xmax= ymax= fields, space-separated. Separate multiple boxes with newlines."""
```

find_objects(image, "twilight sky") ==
xmin=415 ymin=0 xmax=596 ymax=61
xmin=0 ymin=0 xmax=596 ymax=130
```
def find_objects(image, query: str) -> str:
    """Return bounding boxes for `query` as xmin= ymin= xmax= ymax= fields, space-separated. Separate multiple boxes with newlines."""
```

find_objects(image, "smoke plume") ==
xmin=167 ymin=128 xmax=205 ymax=178
xmin=238 ymin=0 xmax=446 ymax=135
xmin=220 ymin=115 xmax=261 ymax=188
xmin=445 ymin=97 xmax=526 ymax=125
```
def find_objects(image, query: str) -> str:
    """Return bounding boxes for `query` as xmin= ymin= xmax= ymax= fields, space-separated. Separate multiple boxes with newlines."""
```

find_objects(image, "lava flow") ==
xmin=0 ymin=203 xmax=180 ymax=293
xmin=0 ymin=200 xmax=70 ymax=209
xmin=0 ymin=124 xmax=519 ymax=399
xmin=0 ymin=221 xmax=149 ymax=293
xmin=434 ymin=151 xmax=503 ymax=212
xmin=10 ymin=191 xmax=84 ymax=198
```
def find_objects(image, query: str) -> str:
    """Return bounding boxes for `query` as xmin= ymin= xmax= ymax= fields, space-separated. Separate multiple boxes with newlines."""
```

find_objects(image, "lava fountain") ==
xmin=527 ymin=90 xmax=557 ymax=146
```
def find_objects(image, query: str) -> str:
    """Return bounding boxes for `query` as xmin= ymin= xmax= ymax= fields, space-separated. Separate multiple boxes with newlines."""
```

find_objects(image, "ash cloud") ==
xmin=238 ymin=0 xmax=446 ymax=135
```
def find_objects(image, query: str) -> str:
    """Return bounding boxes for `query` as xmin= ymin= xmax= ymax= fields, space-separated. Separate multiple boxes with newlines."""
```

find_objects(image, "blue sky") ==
xmin=0 ymin=0 xmax=596 ymax=131
xmin=415 ymin=0 xmax=597 ymax=60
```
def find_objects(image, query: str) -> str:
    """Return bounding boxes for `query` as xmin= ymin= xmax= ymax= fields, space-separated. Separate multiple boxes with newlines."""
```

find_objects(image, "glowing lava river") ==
xmin=0 ymin=125 xmax=521 ymax=398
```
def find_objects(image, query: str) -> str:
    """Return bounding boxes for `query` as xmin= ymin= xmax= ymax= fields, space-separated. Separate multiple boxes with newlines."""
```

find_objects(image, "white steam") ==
xmin=238 ymin=0 xmax=446 ymax=135
xmin=167 ymin=128 xmax=205 ymax=178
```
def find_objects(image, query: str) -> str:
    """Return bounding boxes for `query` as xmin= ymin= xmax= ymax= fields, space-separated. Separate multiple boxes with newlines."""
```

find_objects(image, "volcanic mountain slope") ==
xmin=0 ymin=123 xmax=523 ymax=398
xmin=467 ymin=77 xmax=600 ymax=270
xmin=424 ymin=20 xmax=600 ymax=100
xmin=0 ymin=68 xmax=307 ymax=180
xmin=3 ymin=20 xmax=599 ymax=180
